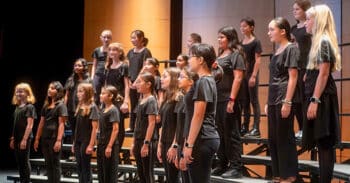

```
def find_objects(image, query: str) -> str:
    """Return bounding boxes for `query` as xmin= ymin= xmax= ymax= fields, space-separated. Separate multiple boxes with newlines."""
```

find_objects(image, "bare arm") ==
xmin=144 ymin=115 xmax=156 ymax=142
xmin=227 ymin=70 xmax=244 ymax=113
xmin=281 ymin=68 xmax=298 ymax=118
xmin=108 ymin=123 xmax=119 ymax=148
xmin=34 ymin=116 xmax=45 ymax=151
xmin=88 ymin=121 xmax=98 ymax=148
xmin=186 ymin=101 xmax=206 ymax=145
xmin=312 ymin=63 xmax=330 ymax=99
xmin=22 ymin=117 xmax=34 ymax=142
xmin=91 ymin=58 xmax=97 ymax=80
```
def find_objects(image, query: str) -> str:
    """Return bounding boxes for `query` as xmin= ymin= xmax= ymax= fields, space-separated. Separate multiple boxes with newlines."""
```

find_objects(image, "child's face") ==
xmin=76 ymin=87 xmax=85 ymax=102
xmin=135 ymin=77 xmax=150 ymax=94
xmin=268 ymin=21 xmax=285 ymax=43
xmin=74 ymin=61 xmax=84 ymax=75
xmin=188 ymin=55 xmax=201 ymax=73
xmin=240 ymin=21 xmax=253 ymax=35
xmin=176 ymin=56 xmax=187 ymax=69
xmin=178 ymin=71 xmax=192 ymax=90
xmin=160 ymin=71 xmax=171 ymax=90
xmin=47 ymin=84 xmax=57 ymax=98
xmin=15 ymin=88 xmax=28 ymax=102
xmin=305 ymin=15 xmax=314 ymax=34
xmin=108 ymin=47 xmax=121 ymax=59
xmin=293 ymin=3 xmax=306 ymax=21
xmin=130 ymin=33 xmax=141 ymax=47
xmin=100 ymin=89 xmax=111 ymax=103
xmin=143 ymin=60 xmax=157 ymax=74
xmin=100 ymin=32 xmax=112 ymax=46
xmin=218 ymin=33 xmax=229 ymax=49
xmin=187 ymin=36 xmax=194 ymax=49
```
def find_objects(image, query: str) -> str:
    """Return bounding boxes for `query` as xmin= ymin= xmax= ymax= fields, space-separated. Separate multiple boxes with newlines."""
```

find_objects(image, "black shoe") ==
xmin=211 ymin=166 xmax=227 ymax=176
xmin=244 ymin=128 xmax=261 ymax=138
xmin=240 ymin=127 xmax=248 ymax=136
xmin=221 ymin=168 xmax=242 ymax=178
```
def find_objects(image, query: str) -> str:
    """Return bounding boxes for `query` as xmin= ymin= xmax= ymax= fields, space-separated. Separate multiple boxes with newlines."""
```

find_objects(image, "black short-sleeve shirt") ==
xmin=41 ymin=101 xmax=68 ymax=139
xmin=64 ymin=78 xmax=92 ymax=113
xmin=268 ymin=44 xmax=300 ymax=105
xmin=174 ymin=95 xmax=186 ymax=145
xmin=134 ymin=96 xmax=158 ymax=140
xmin=98 ymin=105 xmax=120 ymax=145
xmin=105 ymin=63 xmax=129 ymax=97
xmin=242 ymin=39 xmax=262 ymax=74
xmin=305 ymin=38 xmax=337 ymax=96
xmin=183 ymin=85 xmax=195 ymax=138
xmin=160 ymin=101 xmax=177 ymax=144
xmin=127 ymin=48 xmax=152 ymax=82
xmin=92 ymin=47 xmax=108 ymax=75
xmin=13 ymin=104 xmax=37 ymax=142
xmin=74 ymin=104 xmax=99 ymax=143
xmin=291 ymin=25 xmax=312 ymax=70
xmin=216 ymin=50 xmax=246 ymax=102
xmin=191 ymin=76 xmax=219 ymax=140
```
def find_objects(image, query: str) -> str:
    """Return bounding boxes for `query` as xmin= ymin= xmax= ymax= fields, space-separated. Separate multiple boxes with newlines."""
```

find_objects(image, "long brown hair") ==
xmin=75 ymin=82 xmax=95 ymax=116
xmin=162 ymin=67 xmax=181 ymax=105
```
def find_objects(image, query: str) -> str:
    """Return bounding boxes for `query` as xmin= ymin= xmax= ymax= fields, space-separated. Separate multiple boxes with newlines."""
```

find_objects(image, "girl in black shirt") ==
xmin=212 ymin=26 xmax=245 ymax=178
xmin=10 ymin=83 xmax=37 ymax=183
xmin=303 ymin=5 xmax=341 ymax=182
xmin=91 ymin=30 xmax=112 ymax=106
xmin=174 ymin=68 xmax=198 ymax=183
xmin=72 ymin=83 xmax=98 ymax=183
xmin=181 ymin=43 xmax=220 ymax=183
xmin=97 ymin=85 xmax=120 ymax=183
xmin=240 ymin=18 xmax=263 ymax=137
xmin=104 ymin=42 xmax=130 ymax=149
xmin=157 ymin=67 xmax=181 ymax=183
xmin=267 ymin=17 xmax=300 ymax=182
xmin=64 ymin=58 xmax=92 ymax=144
xmin=34 ymin=81 xmax=68 ymax=183
xmin=131 ymin=72 xmax=158 ymax=183
xmin=127 ymin=30 xmax=152 ymax=132
xmin=143 ymin=57 xmax=163 ymax=106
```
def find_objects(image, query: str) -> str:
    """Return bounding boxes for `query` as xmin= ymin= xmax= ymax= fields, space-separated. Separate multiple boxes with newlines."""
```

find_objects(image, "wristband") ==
xmin=185 ymin=142 xmax=194 ymax=148
xmin=281 ymin=99 xmax=292 ymax=106
xmin=144 ymin=140 xmax=150 ymax=145
xmin=228 ymin=97 xmax=235 ymax=102
xmin=310 ymin=97 xmax=321 ymax=104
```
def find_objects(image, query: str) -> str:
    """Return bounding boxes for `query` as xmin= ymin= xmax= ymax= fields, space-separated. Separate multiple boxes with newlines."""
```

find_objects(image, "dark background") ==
xmin=0 ymin=0 xmax=84 ymax=169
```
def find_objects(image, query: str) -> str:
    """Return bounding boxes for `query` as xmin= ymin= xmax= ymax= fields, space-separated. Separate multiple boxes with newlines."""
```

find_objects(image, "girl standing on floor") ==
xmin=303 ymin=4 xmax=341 ymax=183
xmin=72 ymin=83 xmax=98 ymax=183
xmin=143 ymin=57 xmax=163 ymax=106
xmin=91 ymin=29 xmax=112 ymax=106
xmin=239 ymin=17 xmax=263 ymax=138
xmin=104 ymin=42 xmax=130 ymax=149
xmin=181 ymin=43 xmax=220 ymax=183
xmin=267 ymin=17 xmax=300 ymax=183
xmin=157 ymin=67 xmax=181 ymax=183
xmin=10 ymin=82 xmax=37 ymax=183
xmin=291 ymin=0 xmax=312 ymax=139
xmin=131 ymin=72 xmax=158 ymax=183
xmin=211 ymin=26 xmax=245 ymax=178
xmin=96 ymin=85 xmax=120 ymax=183
xmin=34 ymin=81 xmax=68 ymax=183
xmin=127 ymin=30 xmax=152 ymax=133
xmin=64 ymin=58 xmax=92 ymax=144
xmin=174 ymin=68 xmax=198 ymax=183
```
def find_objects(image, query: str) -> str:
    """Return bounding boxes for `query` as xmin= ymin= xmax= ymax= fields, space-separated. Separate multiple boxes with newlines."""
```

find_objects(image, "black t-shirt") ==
xmin=291 ymin=25 xmax=312 ymax=70
xmin=242 ymin=39 xmax=262 ymax=74
xmin=183 ymin=85 xmax=195 ymax=138
xmin=74 ymin=104 xmax=99 ymax=143
xmin=305 ymin=38 xmax=337 ymax=96
xmin=134 ymin=96 xmax=158 ymax=140
xmin=190 ymin=76 xmax=219 ymax=140
xmin=98 ymin=105 xmax=120 ymax=145
xmin=92 ymin=47 xmax=108 ymax=75
xmin=175 ymin=95 xmax=186 ymax=145
xmin=127 ymin=48 xmax=152 ymax=82
xmin=160 ymin=100 xmax=177 ymax=144
xmin=41 ymin=101 xmax=68 ymax=139
xmin=105 ymin=63 xmax=129 ymax=97
xmin=216 ymin=50 xmax=246 ymax=102
xmin=268 ymin=44 xmax=300 ymax=105
xmin=64 ymin=78 xmax=92 ymax=113
xmin=13 ymin=104 xmax=37 ymax=142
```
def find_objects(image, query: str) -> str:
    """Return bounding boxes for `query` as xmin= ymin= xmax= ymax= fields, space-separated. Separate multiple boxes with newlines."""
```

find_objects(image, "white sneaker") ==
xmin=295 ymin=130 xmax=302 ymax=138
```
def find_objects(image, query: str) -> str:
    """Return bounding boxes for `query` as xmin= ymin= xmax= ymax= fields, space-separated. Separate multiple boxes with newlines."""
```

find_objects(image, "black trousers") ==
xmin=93 ymin=73 xmax=105 ymax=106
xmin=14 ymin=139 xmax=31 ymax=183
xmin=129 ymin=88 xmax=139 ymax=130
xmin=134 ymin=139 xmax=155 ymax=183
xmin=317 ymin=137 xmax=336 ymax=183
xmin=242 ymin=74 xmax=261 ymax=130
xmin=41 ymin=138 xmax=62 ymax=183
xmin=188 ymin=138 xmax=220 ymax=183
xmin=161 ymin=141 xmax=179 ymax=183
xmin=97 ymin=143 xmax=119 ymax=183
xmin=215 ymin=101 xmax=242 ymax=169
xmin=268 ymin=104 xmax=298 ymax=178
xmin=74 ymin=141 xmax=92 ymax=183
